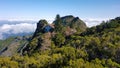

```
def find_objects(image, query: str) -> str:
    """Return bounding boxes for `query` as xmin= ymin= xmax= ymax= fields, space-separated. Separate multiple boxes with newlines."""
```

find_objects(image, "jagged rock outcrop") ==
xmin=53 ymin=15 xmax=87 ymax=36
xmin=33 ymin=20 xmax=48 ymax=37
xmin=53 ymin=15 xmax=87 ymax=32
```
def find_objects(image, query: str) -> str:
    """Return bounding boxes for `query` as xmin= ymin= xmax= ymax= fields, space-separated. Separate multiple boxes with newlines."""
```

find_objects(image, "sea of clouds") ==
xmin=84 ymin=18 xmax=104 ymax=27
xmin=0 ymin=19 xmax=106 ymax=40
xmin=0 ymin=20 xmax=37 ymax=39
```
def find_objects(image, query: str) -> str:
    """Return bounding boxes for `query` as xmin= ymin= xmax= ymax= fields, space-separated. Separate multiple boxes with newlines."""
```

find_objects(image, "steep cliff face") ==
xmin=33 ymin=20 xmax=48 ymax=38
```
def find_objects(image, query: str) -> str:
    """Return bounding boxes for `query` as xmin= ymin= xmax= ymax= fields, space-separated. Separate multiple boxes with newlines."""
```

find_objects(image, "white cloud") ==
xmin=83 ymin=18 xmax=108 ymax=27
xmin=0 ymin=23 xmax=36 ymax=39
xmin=0 ymin=19 xmax=53 ymax=39
xmin=0 ymin=18 xmax=110 ymax=39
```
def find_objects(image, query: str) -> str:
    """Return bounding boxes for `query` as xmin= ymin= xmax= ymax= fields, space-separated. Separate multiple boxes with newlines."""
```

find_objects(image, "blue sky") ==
xmin=0 ymin=0 xmax=120 ymax=21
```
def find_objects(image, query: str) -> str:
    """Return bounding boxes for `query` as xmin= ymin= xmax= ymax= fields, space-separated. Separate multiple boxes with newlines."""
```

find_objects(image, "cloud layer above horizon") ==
xmin=0 ymin=19 xmax=105 ymax=40
xmin=0 ymin=22 xmax=36 ymax=39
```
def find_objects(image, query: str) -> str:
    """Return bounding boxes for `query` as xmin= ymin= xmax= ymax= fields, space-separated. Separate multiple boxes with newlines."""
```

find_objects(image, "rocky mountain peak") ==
xmin=53 ymin=15 xmax=87 ymax=32
xmin=33 ymin=20 xmax=48 ymax=37
xmin=23 ymin=15 xmax=87 ymax=55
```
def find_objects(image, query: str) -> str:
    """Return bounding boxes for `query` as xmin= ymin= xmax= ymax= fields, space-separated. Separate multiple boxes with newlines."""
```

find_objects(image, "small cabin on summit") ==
xmin=43 ymin=24 xmax=54 ymax=33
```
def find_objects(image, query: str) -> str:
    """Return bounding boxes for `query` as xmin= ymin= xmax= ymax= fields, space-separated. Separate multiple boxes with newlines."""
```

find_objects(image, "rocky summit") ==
xmin=54 ymin=15 xmax=87 ymax=32
xmin=22 ymin=15 xmax=87 ymax=55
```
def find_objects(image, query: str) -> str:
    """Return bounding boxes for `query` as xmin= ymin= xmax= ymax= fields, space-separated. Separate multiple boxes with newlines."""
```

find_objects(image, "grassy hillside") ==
xmin=0 ymin=35 xmax=31 ymax=57
xmin=0 ymin=37 xmax=15 ymax=50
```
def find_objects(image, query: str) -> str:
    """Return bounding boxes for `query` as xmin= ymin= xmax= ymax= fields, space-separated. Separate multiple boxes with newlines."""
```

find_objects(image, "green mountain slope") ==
xmin=0 ymin=15 xmax=120 ymax=68
xmin=0 ymin=35 xmax=32 ymax=57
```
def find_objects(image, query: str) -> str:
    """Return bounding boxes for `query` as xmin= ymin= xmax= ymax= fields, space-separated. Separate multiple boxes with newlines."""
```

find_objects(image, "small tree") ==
xmin=53 ymin=33 xmax=65 ymax=47
xmin=54 ymin=14 xmax=64 ymax=32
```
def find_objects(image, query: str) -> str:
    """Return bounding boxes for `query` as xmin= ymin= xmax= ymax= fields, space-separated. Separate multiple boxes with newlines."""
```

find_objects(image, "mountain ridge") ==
xmin=22 ymin=15 xmax=87 ymax=55
xmin=0 ymin=15 xmax=120 ymax=68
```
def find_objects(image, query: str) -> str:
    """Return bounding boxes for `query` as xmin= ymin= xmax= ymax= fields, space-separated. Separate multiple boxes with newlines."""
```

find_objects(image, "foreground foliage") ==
xmin=0 ymin=46 xmax=120 ymax=68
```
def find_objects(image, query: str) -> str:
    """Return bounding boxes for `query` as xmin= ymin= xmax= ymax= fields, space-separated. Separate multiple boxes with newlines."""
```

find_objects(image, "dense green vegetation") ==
xmin=0 ymin=16 xmax=120 ymax=68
